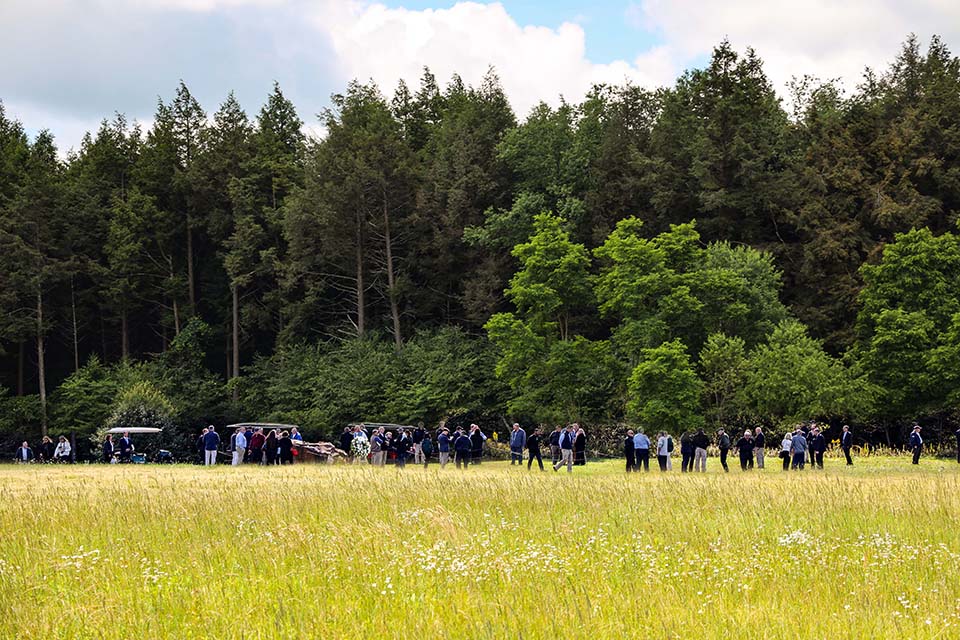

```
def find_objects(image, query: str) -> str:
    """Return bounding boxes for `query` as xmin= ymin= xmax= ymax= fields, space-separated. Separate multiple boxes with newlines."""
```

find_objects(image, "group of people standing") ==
xmin=621 ymin=422 xmax=908 ymax=472
xmin=197 ymin=425 xmax=303 ymax=466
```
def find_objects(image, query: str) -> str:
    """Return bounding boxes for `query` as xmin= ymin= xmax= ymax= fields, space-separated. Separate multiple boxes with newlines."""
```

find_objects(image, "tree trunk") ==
xmin=70 ymin=277 xmax=80 ymax=372
xmin=355 ymin=214 xmax=365 ymax=336
xmin=16 ymin=341 xmax=24 ymax=396
xmin=232 ymin=283 xmax=240 ymax=402
xmin=121 ymin=308 xmax=129 ymax=360
xmin=36 ymin=288 xmax=48 ymax=437
xmin=186 ymin=215 xmax=196 ymax=313
xmin=168 ymin=255 xmax=181 ymax=336
xmin=382 ymin=198 xmax=402 ymax=349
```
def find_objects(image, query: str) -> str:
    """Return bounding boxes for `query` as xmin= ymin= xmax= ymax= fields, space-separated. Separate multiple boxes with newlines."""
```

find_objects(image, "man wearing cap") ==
xmin=909 ymin=424 xmax=923 ymax=465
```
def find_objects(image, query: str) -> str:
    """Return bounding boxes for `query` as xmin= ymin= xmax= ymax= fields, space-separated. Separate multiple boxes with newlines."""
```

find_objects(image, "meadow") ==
xmin=1 ymin=456 xmax=959 ymax=639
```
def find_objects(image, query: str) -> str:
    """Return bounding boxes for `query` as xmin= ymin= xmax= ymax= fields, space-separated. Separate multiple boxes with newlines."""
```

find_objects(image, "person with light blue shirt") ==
xmin=509 ymin=423 xmax=526 ymax=465
xmin=633 ymin=430 xmax=651 ymax=472
xmin=232 ymin=427 xmax=247 ymax=466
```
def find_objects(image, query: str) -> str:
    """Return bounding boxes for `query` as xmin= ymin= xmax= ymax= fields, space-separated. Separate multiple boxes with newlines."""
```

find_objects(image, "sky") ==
xmin=2 ymin=0 xmax=960 ymax=154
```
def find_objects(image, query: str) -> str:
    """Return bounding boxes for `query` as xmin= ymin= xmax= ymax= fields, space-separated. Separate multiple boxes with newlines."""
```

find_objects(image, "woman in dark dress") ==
xmin=573 ymin=427 xmax=587 ymax=466
xmin=264 ymin=430 xmax=278 ymax=465
xmin=278 ymin=431 xmax=294 ymax=464
xmin=102 ymin=434 xmax=115 ymax=463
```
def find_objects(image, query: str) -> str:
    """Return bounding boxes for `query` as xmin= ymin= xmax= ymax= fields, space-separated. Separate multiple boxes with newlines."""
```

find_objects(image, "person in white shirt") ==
xmin=53 ymin=436 xmax=71 ymax=463
xmin=656 ymin=432 xmax=671 ymax=472
xmin=232 ymin=427 xmax=247 ymax=466
xmin=780 ymin=433 xmax=793 ymax=471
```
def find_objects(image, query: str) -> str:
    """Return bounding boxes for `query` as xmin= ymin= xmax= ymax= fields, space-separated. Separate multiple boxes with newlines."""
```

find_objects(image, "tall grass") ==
xmin=1 ymin=458 xmax=959 ymax=639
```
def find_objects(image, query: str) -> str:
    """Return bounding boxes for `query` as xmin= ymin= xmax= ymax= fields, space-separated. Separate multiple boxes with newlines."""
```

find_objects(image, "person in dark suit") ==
xmin=196 ymin=428 xmax=207 ymax=465
xmin=736 ymin=430 xmax=754 ymax=471
xmin=527 ymin=427 xmax=544 ymax=471
xmin=102 ymin=434 xmax=115 ymax=463
xmin=15 ymin=441 xmax=33 ymax=463
xmin=117 ymin=432 xmax=134 ymax=463
xmin=810 ymin=428 xmax=827 ymax=469
xmin=841 ymin=425 xmax=853 ymax=465
xmin=573 ymin=427 xmax=587 ymax=466
xmin=339 ymin=427 xmax=354 ymax=459
xmin=909 ymin=425 xmax=923 ymax=465
xmin=624 ymin=430 xmax=636 ymax=473
xmin=954 ymin=426 xmax=960 ymax=464
xmin=453 ymin=429 xmax=471 ymax=469
xmin=679 ymin=431 xmax=694 ymax=473
xmin=469 ymin=425 xmax=486 ymax=465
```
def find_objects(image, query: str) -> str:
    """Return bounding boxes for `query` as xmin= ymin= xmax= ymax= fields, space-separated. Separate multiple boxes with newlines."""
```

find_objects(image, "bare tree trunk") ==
xmin=167 ymin=255 xmax=181 ymax=336
xmin=186 ymin=216 xmax=196 ymax=313
xmin=383 ymin=198 xmax=402 ymax=350
xmin=36 ymin=288 xmax=48 ymax=437
xmin=17 ymin=341 xmax=24 ymax=396
xmin=70 ymin=277 xmax=80 ymax=372
xmin=232 ymin=284 xmax=240 ymax=402
xmin=121 ymin=308 xmax=129 ymax=360
xmin=355 ymin=214 xmax=365 ymax=336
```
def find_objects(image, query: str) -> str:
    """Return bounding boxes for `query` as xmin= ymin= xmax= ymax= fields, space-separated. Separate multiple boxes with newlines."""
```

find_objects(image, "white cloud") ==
xmin=3 ymin=0 xmax=960 ymax=153
xmin=308 ymin=1 xmax=677 ymax=117
xmin=633 ymin=0 xmax=960 ymax=94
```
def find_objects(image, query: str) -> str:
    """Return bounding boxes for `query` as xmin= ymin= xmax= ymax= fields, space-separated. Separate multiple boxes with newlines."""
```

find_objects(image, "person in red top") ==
xmin=248 ymin=428 xmax=266 ymax=465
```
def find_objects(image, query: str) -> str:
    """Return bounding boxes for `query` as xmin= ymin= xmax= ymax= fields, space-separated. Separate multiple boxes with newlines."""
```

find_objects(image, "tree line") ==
xmin=2 ymin=36 xmax=960 ymax=454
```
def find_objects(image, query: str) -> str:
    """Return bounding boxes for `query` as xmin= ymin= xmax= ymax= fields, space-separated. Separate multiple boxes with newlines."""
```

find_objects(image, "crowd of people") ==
xmin=11 ymin=421 xmax=960 ymax=469
xmin=193 ymin=425 xmax=305 ymax=466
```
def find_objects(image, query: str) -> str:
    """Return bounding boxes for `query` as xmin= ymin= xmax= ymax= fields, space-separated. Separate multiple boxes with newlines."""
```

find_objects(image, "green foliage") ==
xmin=51 ymin=356 xmax=118 ymax=436
xmin=627 ymin=339 xmax=703 ymax=432
xmin=595 ymin=217 xmax=787 ymax=360
xmin=700 ymin=333 xmax=747 ymax=427
xmin=743 ymin=320 xmax=874 ymax=424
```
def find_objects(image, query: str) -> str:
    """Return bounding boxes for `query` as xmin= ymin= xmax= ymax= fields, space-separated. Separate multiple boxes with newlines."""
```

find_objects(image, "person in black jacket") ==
xmin=117 ymin=432 xmax=134 ymax=463
xmin=954 ymin=426 xmax=960 ymax=464
xmin=624 ymin=430 xmax=636 ymax=473
xmin=691 ymin=429 xmax=710 ymax=473
xmin=679 ymin=431 xmax=695 ymax=473
xmin=39 ymin=436 xmax=55 ymax=462
xmin=15 ymin=441 xmax=33 ymax=463
xmin=841 ymin=425 xmax=854 ymax=465
xmin=736 ymin=430 xmax=754 ymax=471
xmin=395 ymin=429 xmax=412 ymax=468
xmin=196 ymin=428 xmax=207 ymax=465
xmin=339 ymin=427 xmax=354 ymax=459
xmin=102 ymin=434 xmax=115 ymax=463
xmin=527 ymin=427 xmax=544 ymax=471
xmin=809 ymin=428 xmax=827 ymax=469
xmin=264 ymin=429 xmax=278 ymax=465
xmin=753 ymin=427 xmax=766 ymax=469
xmin=469 ymin=425 xmax=486 ymax=465
xmin=278 ymin=431 xmax=294 ymax=464
xmin=453 ymin=429 xmax=471 ymax=469
xmin=573 ymin=427 xmax=586 ymax=466
xmin=909 ymin=425 xmax=923 ymax=465
xmin=716 ymin=429 xmax=730 ymax=472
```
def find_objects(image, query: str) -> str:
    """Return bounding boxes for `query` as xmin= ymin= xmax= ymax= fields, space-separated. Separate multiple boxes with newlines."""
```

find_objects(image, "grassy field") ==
xmin=1 ymin=456 xmax=959 ymax=639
